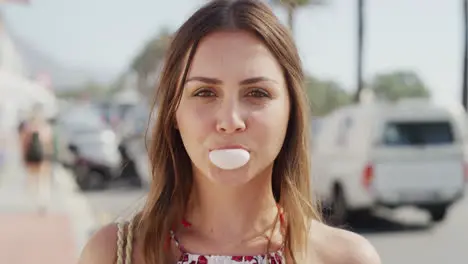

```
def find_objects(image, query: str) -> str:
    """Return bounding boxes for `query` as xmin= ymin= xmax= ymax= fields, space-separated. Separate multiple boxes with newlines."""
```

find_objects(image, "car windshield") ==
xmin=59 ymin=106 xmax=107 ymax=132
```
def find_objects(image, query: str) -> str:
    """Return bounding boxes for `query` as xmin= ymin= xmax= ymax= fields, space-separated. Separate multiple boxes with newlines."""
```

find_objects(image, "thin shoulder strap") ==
xmin=116 ymin=220 xmax=135 ymax=264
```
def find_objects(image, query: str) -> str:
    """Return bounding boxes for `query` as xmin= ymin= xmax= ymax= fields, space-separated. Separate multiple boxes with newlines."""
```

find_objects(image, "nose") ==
xmin=216 ymin=100 xmax=246 ymax=134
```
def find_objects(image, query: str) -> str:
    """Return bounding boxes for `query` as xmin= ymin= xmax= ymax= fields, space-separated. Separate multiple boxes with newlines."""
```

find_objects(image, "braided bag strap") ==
xmin=116 ymin=222 xmax=125 ymax=264
xmin=116 ymin=218 xmax=135 ymax=264
xmin=125 ymin=219 xmax=135 ymax=264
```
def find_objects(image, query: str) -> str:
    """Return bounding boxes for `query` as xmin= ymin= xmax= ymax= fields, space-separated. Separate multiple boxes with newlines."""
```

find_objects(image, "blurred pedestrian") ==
xmin=78 ymin=1 xmax=381 ymax=264
xmin=18 ymin=104 xmax=54 ymax=214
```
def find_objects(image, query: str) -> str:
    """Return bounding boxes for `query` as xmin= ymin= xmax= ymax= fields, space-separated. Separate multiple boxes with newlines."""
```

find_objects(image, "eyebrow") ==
xmin=184 ymin=76 xmax=278 ymax=85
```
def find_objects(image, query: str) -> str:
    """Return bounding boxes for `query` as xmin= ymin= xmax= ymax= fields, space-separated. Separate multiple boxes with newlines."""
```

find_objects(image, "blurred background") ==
xmin=0 ymin=0 xmax=467 ymax=263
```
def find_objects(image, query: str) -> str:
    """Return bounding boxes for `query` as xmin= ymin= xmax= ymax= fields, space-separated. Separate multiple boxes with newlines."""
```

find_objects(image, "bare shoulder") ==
xmin=77 ymin=223 xmax=119 ymax=264
xmin=309 ymin=220 xmax=381 ymax=264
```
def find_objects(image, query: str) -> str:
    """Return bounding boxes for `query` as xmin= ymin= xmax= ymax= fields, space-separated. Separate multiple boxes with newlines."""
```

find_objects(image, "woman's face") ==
xmin=175 ymin=30 xmax=290 ymax=186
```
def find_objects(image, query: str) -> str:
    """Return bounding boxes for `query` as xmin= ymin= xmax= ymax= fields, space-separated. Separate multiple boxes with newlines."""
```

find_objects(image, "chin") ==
xmin=205 ymin=164 xmax=258 ymax=186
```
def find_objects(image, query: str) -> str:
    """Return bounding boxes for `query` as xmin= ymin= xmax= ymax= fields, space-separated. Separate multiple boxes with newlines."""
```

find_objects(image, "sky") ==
xmin=2 ymin=0 xmax=465 ymax=105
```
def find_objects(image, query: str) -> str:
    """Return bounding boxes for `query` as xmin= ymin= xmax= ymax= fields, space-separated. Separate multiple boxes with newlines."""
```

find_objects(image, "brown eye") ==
xmin=194 ymin=89 xmax=216 ymax=97
xmin=247 ymin=89 xmax=270 ymax=98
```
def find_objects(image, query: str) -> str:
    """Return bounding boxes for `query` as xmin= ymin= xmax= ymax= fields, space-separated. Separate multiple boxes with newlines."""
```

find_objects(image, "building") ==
xmin=0 ymin=12 xmax=57 ymax=125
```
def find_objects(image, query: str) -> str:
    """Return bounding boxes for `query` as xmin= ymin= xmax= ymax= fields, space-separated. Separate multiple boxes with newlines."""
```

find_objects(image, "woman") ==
xmin=79 ymin=0 xmax=380 ymax=263
xmin=19 ymin=106 xmax=54 ymax=213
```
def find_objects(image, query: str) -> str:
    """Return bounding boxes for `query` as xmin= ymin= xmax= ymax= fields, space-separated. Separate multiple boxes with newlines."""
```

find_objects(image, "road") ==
xmin=358 ymin=194 xmax=468 ymax=263
xmin=83 ymin=183 xmax=147 ymax=227
xmin=83 ymin=185 xmax=468 ymax=263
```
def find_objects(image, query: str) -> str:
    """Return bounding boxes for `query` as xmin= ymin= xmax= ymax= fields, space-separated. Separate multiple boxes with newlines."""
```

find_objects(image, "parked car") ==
xmin=95 ymin=91 xmax=138 ymax=131
xmin=312 ymin=100 xmax=467 ymax=225
xmin=55 ymin=105 xmax=122 ymax=190
xmin=117 ymin=103 xmax=157 ymax=188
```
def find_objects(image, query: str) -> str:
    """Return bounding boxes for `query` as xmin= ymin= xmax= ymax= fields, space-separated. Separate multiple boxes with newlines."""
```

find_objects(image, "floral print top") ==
xmin=177 ymin=251 xmax=285 ymax=264
xmin=171 ymin=230 xmax=286 ymax=264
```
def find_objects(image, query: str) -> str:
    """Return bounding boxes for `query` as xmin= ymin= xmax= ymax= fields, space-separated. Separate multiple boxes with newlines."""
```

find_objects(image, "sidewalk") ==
xmin=0 ymin=213 xmax=75 ymax=264
xmin=0 ymin=132 xmax=97 ymax=264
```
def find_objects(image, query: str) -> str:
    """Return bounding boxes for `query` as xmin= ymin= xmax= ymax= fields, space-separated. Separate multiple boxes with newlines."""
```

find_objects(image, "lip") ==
xmin=210 ymin=145 xmax=250 ymax=152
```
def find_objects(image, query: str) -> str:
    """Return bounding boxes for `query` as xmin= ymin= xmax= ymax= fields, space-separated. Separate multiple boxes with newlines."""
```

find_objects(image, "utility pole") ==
xmin=354 ymin=0 xmax=365 ymax=103
xmin=462 ymin=0 xmax=468 ymax=110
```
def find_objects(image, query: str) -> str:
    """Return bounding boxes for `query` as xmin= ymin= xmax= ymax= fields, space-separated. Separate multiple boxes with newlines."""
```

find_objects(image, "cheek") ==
xmin=176 ymin=102 xmax=213 ymax=146
xmin=249 ymin=101 xmax=290 ymax=149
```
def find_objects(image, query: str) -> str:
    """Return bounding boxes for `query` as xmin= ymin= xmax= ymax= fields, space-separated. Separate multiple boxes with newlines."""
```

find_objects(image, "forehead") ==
xmin=187 ymin=31 xmax=283 ymax=79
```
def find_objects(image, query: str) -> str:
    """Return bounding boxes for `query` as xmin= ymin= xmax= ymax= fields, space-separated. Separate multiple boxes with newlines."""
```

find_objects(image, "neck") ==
xmin=186 ymin=167 xmax=278 ymax=242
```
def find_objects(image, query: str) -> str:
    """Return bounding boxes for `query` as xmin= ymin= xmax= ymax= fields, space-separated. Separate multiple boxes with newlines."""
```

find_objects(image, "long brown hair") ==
xmin=137 ymin=0 xmax=322 ymax=263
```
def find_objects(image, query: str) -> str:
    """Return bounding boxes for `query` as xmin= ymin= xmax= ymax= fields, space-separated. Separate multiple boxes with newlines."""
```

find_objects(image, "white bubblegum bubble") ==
xmin=209 ymin=149 xmax=250 ymax=170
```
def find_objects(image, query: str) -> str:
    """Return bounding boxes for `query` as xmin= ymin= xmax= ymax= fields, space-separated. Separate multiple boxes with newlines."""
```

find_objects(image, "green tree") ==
xmin=271 ymin=0 xmax=325 ymax=33
xmin=56 ymin=89 xmax=82 ymax=99
xmin=305 ymin=76 xmax=351 ymax=116
xmin=55 ymin=81 xmax=109 ymax=100
xmin=369 ymin=71 xmax=431 ymax=102
xmin=131 ymin=28 xmax=172 ymax=99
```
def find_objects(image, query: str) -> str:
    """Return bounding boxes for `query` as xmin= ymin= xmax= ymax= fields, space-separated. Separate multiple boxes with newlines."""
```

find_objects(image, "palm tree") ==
xmin=271 ymin=0 xmax=325 ymax=34
xmin=463 ymin=0 xmax=468 ymax=110
xmin=353 ymin=0 xmax=365 ymax=103
xmin=131 ymin=29 xmax=172 ymax=99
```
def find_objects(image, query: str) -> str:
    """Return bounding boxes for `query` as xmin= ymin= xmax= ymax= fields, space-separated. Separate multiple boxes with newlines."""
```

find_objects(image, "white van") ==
xmin=311 ymin=100 xmax=467 ymax=225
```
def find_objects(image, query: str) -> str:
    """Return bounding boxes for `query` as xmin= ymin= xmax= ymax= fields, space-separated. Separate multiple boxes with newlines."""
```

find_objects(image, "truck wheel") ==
xmin=76 ymin=168 xmax=106 ymax=191
xmin=87 ymin=170 xmax=107 ymax=190
xmin=329 ymin=186 xmax=348 ymax=227
xmin=429 ymin=206 xmax=447 ymax=222
xmin=74 ymin=163 xmax=90 ymax=191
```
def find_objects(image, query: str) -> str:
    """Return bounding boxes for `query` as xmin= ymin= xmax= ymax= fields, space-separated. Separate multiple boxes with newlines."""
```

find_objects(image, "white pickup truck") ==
xmin=311 ymin=100 xmax=467 ymax=225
